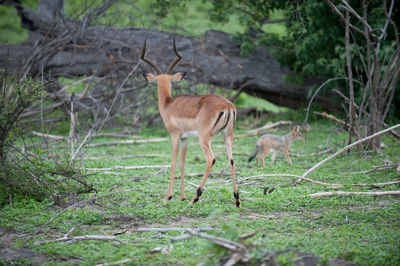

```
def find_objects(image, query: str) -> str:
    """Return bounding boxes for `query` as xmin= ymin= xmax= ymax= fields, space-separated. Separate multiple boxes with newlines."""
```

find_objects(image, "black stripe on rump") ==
xmin=220 ymin=112 xmax=231 ymax=132
xmin=212 ymin=112 xmax=224 ymax=130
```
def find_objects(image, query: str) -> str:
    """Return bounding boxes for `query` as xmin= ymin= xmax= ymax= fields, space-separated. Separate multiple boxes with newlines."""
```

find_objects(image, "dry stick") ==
xmin=398 ymin=156 xmax=400 ymax=174
xmin=31 ymin=131 xmax=144 ymax=141
xmin=86 ymin=138 xmax=168 ymax=147
xmin=185 ymin=229 xmax=247 ymax=252
xmin=133 ymin=227 xmax=213 ymax=233
xmin=20 ymin=101 xmax=64 ymax=118
xmin=96 ymin=132 xmax=140 ymax=138
xmin=337 ymin=180 xmax=400 ymax=188
xmin=344 ymin=5 xmax=359 ymax=148
xmin=314 ymin=111 xmax=348 ymax=128
xmin=241 ymin=121 xmax=293 ymax=137
xmin=34 ymin=234 xmax=127 ymax=245
xmin=82 ymin=165 xmax=170 ymax=171
xmin=306 ymin=191 xmax=400 ymax=198
xmin=237 ymin=174 xmax=340 ymax=187
xmin=347 ymin=164 xmax=397 ymax=174
xmin=293 ymin=124 xmax=400 ymax=186
xmin=85 ymin=154 xmax=167 ymax=160
xmin=23 ymin=188 xmax=138 ymax=244
xmin=238 ymin=174 xmax=400 ymax=190
xmin=303 ymin=77 xmax=348 ymax=126
xmin=31 ymin=131 xmax=68 ymax=140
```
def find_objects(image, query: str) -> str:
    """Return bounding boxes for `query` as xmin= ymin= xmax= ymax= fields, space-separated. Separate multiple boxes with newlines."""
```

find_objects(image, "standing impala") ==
xmin=141 ymin=36 xmax=240 ymax=207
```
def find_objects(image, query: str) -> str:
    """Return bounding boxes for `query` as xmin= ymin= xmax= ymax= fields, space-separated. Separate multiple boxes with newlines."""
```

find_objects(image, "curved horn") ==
xmin=140 ymin=37 xmax=161 ymax=75
xmin=166 ymin=36 xmax=182 ymax=74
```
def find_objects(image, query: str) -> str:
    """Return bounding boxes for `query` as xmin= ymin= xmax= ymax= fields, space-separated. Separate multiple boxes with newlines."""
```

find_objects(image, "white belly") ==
xmin=181 ymin=130 xmax=198 ymax=139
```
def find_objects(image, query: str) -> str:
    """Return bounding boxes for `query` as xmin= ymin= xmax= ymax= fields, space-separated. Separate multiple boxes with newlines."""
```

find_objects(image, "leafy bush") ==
xmin=0 ymin=68 xmax=92 ymax=205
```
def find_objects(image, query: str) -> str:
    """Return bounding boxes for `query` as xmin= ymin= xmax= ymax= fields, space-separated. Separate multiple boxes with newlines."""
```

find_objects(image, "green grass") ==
xmin=1 ymin=116 xmax=399 ymax=265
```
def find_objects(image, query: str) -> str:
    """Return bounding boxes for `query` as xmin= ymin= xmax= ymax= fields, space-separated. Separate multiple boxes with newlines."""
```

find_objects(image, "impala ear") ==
xmin=143 ymin=73 xmax=158 ymax=83
xmin=170 ymin=72 xmax=186 ymax=81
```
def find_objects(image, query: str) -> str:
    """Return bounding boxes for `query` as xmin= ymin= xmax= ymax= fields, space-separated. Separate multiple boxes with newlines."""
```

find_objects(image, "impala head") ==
xmin=141 ymin=36 xmax=186 ymax=84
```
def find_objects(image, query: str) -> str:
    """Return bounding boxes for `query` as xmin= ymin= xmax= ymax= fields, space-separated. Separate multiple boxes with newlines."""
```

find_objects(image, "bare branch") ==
xmin=306 ymin=191 xmax=400 ymax=198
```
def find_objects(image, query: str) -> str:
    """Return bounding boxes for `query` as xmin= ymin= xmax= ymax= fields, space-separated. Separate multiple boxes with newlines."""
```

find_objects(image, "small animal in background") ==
xmin=248 ymin=126 xmax=304 ymax=167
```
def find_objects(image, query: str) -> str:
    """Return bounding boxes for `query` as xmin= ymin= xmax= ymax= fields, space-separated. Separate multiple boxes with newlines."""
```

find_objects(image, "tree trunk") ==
xmin=0 ymin=0 xmax=336 ymax=111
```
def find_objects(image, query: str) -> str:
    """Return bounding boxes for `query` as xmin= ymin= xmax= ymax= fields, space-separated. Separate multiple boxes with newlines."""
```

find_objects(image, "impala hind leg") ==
xmin=190 ymin=136 xmax=214 ymax=204
xmin=166 ymin=135 xmax=179 ymax=203
xmin=179 ymin=139 xmax=188 ymax=200
xmin=223 ymin=130 xmax=240 ymax=207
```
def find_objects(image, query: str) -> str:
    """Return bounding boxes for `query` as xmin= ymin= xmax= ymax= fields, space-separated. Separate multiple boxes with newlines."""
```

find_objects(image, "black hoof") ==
xmin=236 ymin=201 xmax=240 ymax=208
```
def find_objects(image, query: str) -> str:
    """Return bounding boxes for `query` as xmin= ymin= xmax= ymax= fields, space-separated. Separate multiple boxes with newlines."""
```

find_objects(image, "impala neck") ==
xmin=157 ymin=79 xmax=173 ymax=112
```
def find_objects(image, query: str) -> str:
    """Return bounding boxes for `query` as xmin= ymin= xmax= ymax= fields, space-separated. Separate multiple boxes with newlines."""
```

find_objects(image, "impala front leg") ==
xmin=190 ymin=136 xmax=214 ymax=204
xmin=166 ymin=135 xmax=179 ymax=203
xmin=179 ymin=139 xmax=188 ymax=201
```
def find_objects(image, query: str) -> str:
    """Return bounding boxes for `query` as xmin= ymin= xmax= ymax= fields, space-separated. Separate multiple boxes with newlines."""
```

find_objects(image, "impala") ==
xmin=140 ymin=36 xmax=240 ymax=207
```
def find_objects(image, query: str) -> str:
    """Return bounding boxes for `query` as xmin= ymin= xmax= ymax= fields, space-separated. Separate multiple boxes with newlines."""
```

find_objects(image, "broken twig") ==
xmin=306 ymin=190 xmax=400 ymax=198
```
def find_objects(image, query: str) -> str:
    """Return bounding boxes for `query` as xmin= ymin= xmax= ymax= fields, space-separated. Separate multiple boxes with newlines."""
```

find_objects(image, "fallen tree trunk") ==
xmin=0 ymin=0 xmax=336 ymax=111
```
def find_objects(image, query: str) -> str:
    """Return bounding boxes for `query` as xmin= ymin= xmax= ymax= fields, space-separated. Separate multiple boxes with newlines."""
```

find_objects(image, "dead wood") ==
xmin=306 ymin=191 xmax=400 ymax=198
xmin=31 ymin=131 xmax=67 ymax=140
xmin=185 ymin=229 xmax=247 ymax=252
xmin=314 ymin=111 xmax=348 ymax=128
xmin=96 ymin=132 xmax=140 ymax=138
xmin=82 ymin=165 xmax=170 ymax=171
xmin=347 ymin=164 xmax=398 ymax=174
xmin=86 ymin=138 xmax=168 ymax=147
xmin=34 ymin=234 xmax=126 ymax=245
xmin=398 ymin=156 xmax=400 ymax=174
xmin=241 ymin=121 xmax=293 ymax=137
xmin=133 ymin=227 xmax=213 ymax=233
xmin=23 ymin=188 xmax=138 ymax=244
xmin=85 ymin=154 xmax=167 ymax=160
xmin=346 ymin=181 xmax=400 ymax=188
xmin=293 ymin=124 xmax=400 ymax=186
xmin=238 ymin=173 xmax=400 ymax=190
xmin=20 ymin=102 xmax=64 ymax=118
xmin=237 ymin=174 xmax=340 ymax=187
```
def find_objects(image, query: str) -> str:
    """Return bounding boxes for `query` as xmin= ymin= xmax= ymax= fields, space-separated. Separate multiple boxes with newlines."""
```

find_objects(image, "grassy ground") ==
xmin=0 ymin=115 xmax=399 ymax=265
